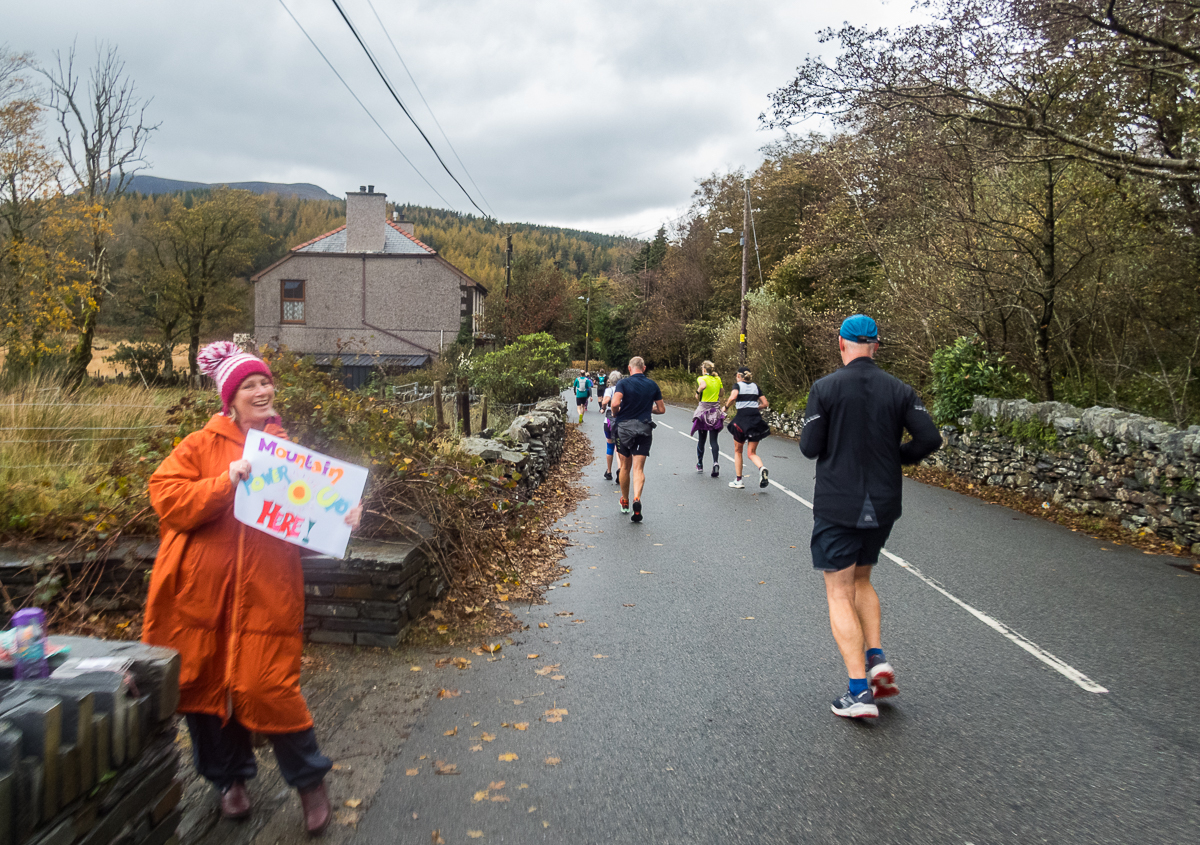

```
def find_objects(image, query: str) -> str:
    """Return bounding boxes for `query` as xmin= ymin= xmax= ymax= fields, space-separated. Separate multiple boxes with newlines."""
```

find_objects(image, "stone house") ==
xmin=251 ymin=186 xmax=486 ymax=382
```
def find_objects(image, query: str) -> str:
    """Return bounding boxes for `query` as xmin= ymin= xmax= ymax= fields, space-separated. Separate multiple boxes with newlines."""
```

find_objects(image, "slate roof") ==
xmin=294 ymin=221 xmax=436 ymax=255
xmin=307 ymin=353 xmax=431 ymax=368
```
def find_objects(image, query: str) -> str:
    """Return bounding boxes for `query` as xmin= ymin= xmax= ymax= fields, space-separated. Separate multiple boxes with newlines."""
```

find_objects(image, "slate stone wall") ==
xmin=932 ymin=397 xmax=1200 ymax=554
xmin=0 ymin=637 xmax=183 ymax=845
xmin=459 ymin=397 xmax=568 ymax=493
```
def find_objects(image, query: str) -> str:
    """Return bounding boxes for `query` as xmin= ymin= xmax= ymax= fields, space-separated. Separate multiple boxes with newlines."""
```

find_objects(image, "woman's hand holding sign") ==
xmin=229 ymin=459 xmax=252 ymax=485
xmin=344 ymin=503 xmax=363 ymax=532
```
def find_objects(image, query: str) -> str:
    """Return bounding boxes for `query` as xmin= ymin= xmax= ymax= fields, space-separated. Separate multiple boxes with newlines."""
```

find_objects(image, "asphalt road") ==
xmin=353 ymin=398 xmax=1200 ymax=844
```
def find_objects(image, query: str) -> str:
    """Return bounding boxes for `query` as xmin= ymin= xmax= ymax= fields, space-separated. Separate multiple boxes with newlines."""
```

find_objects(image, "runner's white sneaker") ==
xmin=831 ymin=689 xmax=878 ymax=719
xmin=728 ymin=478 xmax=745 ymax=489
xmin=868 ymin=661 xmax=898 ymax=699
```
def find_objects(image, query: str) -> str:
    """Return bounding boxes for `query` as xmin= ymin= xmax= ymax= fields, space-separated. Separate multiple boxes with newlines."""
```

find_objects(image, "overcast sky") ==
xmin=12 ymin=0 xmax=920 ymax=237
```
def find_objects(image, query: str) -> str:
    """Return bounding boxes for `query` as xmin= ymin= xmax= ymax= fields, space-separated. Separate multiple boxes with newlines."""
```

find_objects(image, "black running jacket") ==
xmin=799 ymin=357 xmax=941 ymax=529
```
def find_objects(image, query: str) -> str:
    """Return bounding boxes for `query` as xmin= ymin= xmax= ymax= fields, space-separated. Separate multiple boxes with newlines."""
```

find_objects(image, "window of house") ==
xmin=281 ymin=280 xmax=305 ymax=323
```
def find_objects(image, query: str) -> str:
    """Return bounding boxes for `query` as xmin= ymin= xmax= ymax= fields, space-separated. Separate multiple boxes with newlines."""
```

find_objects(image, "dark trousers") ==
xmin=185 ymin=713 xmax=332 ymax=792
xmin=697 ymin=429 xmax=720 ymax=462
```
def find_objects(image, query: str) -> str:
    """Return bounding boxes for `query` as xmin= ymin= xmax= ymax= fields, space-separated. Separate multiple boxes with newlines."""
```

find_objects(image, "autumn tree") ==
xmin=0 ymin=48 xmax=94 ymax=377
xmin=40 ymin=43 xmax=156 ymax=386
xmin=140 ymin=188 xmax=268 ymax=379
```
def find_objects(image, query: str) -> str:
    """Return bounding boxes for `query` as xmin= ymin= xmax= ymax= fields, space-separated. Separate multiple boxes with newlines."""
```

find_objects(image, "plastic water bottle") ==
xmin=11 ymin=608 xmax=49 ymax=680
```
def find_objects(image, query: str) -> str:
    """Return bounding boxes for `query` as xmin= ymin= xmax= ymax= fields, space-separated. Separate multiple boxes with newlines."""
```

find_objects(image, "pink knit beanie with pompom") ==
xmin=197 ymin=341 xmax=274 ymax=413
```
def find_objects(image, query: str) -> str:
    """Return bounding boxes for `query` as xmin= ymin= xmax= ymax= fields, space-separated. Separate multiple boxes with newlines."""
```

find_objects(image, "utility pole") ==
xmin=577 ymin=278 xmax=592 ymax=374
xmin=504 ymin=232 xmax=512 ymax=300
xmin=739 ymin=180 xmax=750 ymax=366
xmin=502 ymin=231 xmax=513 ymax=346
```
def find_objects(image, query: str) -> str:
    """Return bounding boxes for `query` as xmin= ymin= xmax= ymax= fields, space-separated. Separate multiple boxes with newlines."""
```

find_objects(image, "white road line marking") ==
xmin=878 ymin=549 xmax=1109 ymax=693
xmin=673 ymin=422 xmax=1108 ymax=693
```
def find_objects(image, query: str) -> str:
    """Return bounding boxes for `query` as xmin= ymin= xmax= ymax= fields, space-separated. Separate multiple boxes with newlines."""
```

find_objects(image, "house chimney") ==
xmin=392 ymin=206 xmax=415 ymax=236
xmin=345 ymin=187 xmax=387 ymax=252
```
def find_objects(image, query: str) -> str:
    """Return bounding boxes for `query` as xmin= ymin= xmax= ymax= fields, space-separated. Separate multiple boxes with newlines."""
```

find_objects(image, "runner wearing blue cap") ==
xmin=800 ymin=314 xmax=942 ymax=719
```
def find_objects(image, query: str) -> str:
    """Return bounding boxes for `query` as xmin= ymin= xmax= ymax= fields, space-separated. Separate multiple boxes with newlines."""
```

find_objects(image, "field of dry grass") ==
xmin=0 ymin=374 xmax=183 ymax=537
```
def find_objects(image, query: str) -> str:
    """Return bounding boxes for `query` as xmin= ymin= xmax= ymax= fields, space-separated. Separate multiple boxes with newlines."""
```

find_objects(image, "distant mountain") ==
xmin=127 ymin=175 xmax=339 ymax=201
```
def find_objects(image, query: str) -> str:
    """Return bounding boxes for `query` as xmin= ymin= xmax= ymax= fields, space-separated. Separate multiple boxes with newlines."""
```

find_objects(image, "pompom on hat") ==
xmin=197 ymin=341 xmax=274 ymax=413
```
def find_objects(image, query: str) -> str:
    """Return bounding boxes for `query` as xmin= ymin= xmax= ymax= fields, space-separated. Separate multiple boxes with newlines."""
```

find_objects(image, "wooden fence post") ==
xmin=433 ymin=381 xmax=444 ymax=428
xmin=458 ymin=378 xmax=471 ymax=436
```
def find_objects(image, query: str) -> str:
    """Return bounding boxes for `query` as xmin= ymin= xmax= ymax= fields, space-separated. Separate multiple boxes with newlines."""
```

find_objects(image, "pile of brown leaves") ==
xmin=407 ymin=425 xmax=593 ymax=643
xmin=906 ymin=463 xmax=1198 ymax=566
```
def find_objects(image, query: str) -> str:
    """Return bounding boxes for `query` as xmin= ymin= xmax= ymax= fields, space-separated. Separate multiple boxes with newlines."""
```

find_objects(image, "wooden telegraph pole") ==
xmin=739 ymin=181 xmax=750 ymax=366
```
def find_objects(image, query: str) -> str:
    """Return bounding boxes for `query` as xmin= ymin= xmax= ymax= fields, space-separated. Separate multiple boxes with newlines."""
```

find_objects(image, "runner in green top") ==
xmin=691 ymin=360 xmax=725 ymax=477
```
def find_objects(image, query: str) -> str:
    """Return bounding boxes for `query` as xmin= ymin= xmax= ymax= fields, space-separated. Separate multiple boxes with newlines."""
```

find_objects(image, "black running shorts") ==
xmin=575 ymin=394 xmax=589 ymax=407
xmin=615 ymin=419 xmax=653 ymax=457
xmin=810 ymin=516 xmax=894 ymax=572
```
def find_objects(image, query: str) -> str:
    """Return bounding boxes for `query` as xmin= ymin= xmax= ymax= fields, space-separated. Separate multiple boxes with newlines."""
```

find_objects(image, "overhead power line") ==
xmin=328 ymin=0 xmax=491 ymax=219
xmin=364 ymin=0 xmax=495 ymax=219
xmin=277 ymin=0 xmax=458 ymax=210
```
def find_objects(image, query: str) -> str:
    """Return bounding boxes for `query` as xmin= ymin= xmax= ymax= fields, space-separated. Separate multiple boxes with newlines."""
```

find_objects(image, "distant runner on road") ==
xmin=572 ymin=372 xmax=594 ymax=423
xmin=723 ymin=367 xmax=771 ymax=489
xmin=610 ymin=356 xmax=665 ymax=523
xmin=691 ymin=360 xmax=725 ymax=478
xmin=599 ymin=369 xmax=621 ymax=482
xmin=800 ymin=314 xmax=942 ymax=719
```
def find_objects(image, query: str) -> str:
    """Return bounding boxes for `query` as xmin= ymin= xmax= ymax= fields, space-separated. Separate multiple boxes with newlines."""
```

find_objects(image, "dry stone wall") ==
xmin=932 ymin=397 xmax=1200 ymax=554
xmin=459 ymin=397 xmax=567 ymax=492
xmin=1 ymin=637 xmax=183 ymax=845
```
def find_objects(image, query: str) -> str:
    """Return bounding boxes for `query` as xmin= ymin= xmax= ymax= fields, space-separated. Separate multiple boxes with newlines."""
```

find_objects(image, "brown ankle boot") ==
xmin=220 ymin=780 xmax=252 ymax=819
xmin=299 ymin=782 xmax=331 ymax=835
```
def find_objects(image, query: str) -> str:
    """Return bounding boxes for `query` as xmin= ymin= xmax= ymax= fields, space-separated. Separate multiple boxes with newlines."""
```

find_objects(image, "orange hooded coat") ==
xmin=142 ymin=413 xmax=312 ymax=734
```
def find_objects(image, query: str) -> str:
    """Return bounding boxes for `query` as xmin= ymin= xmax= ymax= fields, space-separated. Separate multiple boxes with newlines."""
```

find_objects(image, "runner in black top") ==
xmin=611 ymin=356 xmax=665 ymax=523
xmin=799 ymin=314 xmax=941 ymax=719
xmin=723 ymin=367 xmax=771 ymax=489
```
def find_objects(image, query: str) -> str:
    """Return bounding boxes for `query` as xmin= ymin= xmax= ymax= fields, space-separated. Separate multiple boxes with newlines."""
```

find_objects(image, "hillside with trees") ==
xmin=588 ymin=0 xmax=1200 ymax=426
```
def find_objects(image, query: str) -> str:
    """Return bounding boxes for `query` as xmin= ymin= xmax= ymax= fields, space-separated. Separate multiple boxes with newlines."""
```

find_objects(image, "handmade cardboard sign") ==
xmin=233 ymin=432 xmax=368 ymax=558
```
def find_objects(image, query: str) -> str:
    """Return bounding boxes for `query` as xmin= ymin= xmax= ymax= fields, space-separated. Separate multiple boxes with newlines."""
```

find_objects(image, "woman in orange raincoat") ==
xmin=142 ymin=341 xmax=361 ymax=835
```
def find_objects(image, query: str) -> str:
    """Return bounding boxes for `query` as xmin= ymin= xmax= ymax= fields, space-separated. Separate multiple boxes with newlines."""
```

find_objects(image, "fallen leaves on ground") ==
xmin=527 ymin=654 xmax=539 ymax=659
xmin=481 ymin=732 xmax=496 ymax=742
xmin=538 ymin=622 xmax=549 ymax=628
xmin=544 ymin=757 xmax=561 ymax=765
xmin=444 ymin=726 xmax=458 ymax=736
xmin=469 ymin=744 xmax=482 ymax=752
xmin=473 ymin=790 xmax=489 ymax=803
xmin=544 ymin=707 xmax=567 ymax=723
xmin=335 ymin=809 xmax=359 ymax=828
xmin=410 ymin=666 xmax=422 ymax=672
xmin=406 ymin=768 xmax=419 ymax=776
xmin=555 ymin=611 xmax=573 ymax=617
xmin=484 ymin=643 xmax=502 ymax=654
xmin=467 ymin=832 xmax=484 ymax=839
xmin=405 ymin=428 xmax=590 ymax=644
xmin=434 ymin=760 xmax=458 ymax=775
xmin=623 ymin=603 xmax=635 ymax=607
xmin=551 ymin=674 xmax=565 ymax=680
xmin=344 ymin=798 xmax=362 ymax=808
xmin=514 ymin=722 xmax=529 ymax=730
xmin=434 ymin=656 xmax=472 ymax=670
xmin=593 ymin=654 xmax=608 ymax=659
xmin=432 ymin=831 xmax=446 ymax=844
xmin=498 ymin=752 xmax=518 ymax=762
xmin=489 ymin=780 xmax=506 ymax=789
xmin=534 ymin=663 xmax=561 ymax=676
xmin=437 ymin=689 xmax=460 ymax=699
xmin=639 ymin=570 xmax=654 ymax=575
